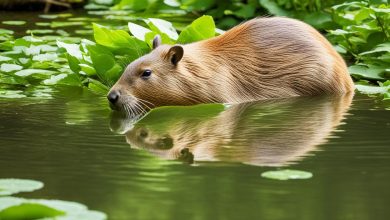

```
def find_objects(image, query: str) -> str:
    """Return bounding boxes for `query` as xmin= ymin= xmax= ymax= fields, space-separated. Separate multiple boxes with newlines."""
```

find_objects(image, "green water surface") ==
xmin=0 ymin=88 xmax=389 ymax=220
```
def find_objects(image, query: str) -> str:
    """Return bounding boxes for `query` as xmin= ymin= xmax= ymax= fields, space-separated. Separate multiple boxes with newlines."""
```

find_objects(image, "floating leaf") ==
xmin=0 ymin=179 xmax=43 ymax=196
xmin=0 ymin=56 xmax=12 ymax=62
xmin=14 ymin=69 xmax=56 ymax=77
xmin=2 ymin=21 xmax=26 ymax=26
xmin=0 ymin=64 xmax=23 ymax=73
xmin=261 ymin=169 xmax=313 ymax=180
xmin=0 ymin=197 xmax=106 ymax=220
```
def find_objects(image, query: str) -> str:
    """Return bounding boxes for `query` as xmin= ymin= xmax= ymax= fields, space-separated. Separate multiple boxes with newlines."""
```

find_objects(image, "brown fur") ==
xmin=109 ymin=17 xmax=354 ymax=112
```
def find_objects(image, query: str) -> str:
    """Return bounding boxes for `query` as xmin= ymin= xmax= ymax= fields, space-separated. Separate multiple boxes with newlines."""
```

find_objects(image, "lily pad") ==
xmin=0 ymin=179 xmax=44 ymax=196
xmin=2 ymin=21 xmax=26 ymax=26
xmin=261 ymin=169 xmax=313 ymax=180
xmin=0 ymin=64 xmax=23 ymax=73
xmin=0 ymin=197 xmax=106 ymax=220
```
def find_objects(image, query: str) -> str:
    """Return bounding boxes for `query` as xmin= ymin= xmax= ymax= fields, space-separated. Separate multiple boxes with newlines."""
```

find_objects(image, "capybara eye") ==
xmin=141 ymin=70 xmax=152 ymax=79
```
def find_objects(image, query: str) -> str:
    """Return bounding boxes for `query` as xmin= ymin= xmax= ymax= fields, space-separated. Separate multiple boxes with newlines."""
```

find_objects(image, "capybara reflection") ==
xmin=121 ymin=94 xmax=352 ymax=166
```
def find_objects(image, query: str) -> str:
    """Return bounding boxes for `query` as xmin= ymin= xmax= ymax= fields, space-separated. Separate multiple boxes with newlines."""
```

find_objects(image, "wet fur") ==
xmin=110 ymin=17 xmax=354 ymax=111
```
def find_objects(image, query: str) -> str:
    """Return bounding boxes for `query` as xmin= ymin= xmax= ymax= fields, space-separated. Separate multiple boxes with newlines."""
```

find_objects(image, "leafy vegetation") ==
xmin=327 ymin=1 xmax=390 ymax=99
xmin=0 ymin=178 xmax=107 ymax=220
xmin=0 ymin=0 xmax=389 ymax=101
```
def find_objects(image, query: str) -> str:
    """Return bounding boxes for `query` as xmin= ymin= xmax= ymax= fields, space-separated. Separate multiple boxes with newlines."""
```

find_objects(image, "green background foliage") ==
xmin=0 ymin=0 xmax=389 ymax=99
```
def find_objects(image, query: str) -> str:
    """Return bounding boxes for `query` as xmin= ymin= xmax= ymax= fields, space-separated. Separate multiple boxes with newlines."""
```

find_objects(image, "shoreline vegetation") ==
xmin=0 ymin=0 xmax=389 ymax=101
xmin=0 ymin=0 xmax=85 ymax=12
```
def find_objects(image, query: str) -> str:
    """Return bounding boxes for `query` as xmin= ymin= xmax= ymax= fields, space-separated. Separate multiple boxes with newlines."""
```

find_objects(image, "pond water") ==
xmin=0 ymin=88 xmax=389 ymax=220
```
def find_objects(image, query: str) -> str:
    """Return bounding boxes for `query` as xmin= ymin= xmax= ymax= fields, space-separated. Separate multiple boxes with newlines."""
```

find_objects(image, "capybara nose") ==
xmin=107 ymin=90 xmax=120 ymax=104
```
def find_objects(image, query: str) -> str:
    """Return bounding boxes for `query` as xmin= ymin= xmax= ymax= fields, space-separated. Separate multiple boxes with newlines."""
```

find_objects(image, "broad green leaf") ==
xmin=14 ymin=69 xmax=56 ymax=77
xmin=57 ymin=41 xmax=83 ymax=59
xmin=26 ymin=29 xmax=54 ymax=34
xmin=113 ymin=0 xmax=150 ymax=11
xmin=0 ymin=179 xmax=43 ymax=196
xmin=145 ymin=18 xmax=178 ymax=41
xmin=349 ymin=65 xmax=385 ymax=80
xmin=39 ymin=13 xmax=73 ymax=19
xmin=50 ymin=21 xmax=86 ymax=28
xmin=355 ymin=84 xmax=390 ymax=94
xmin=0 ymin=56 xmax=12 ymax=62
xmin=0 ymin=28 xmax=14 ymax=35
xmin=259 ymin=0 xmax=289 ymax=16
xmin=87 ymin=79 xmax=109 ymax=95
xmin=32 ymin=53 xmax=58 ymax=62
xmin=261 ymin=169 xmax=313 ymax=180
xmin=0 ymin=203 xmax=64 ymax=219
xmin=180 ymin=0 xmax=215 ymax=11
xmin=79 ymin=64 xmax=96 ymax=76
xmin=0 ymin=197 xmax=106 ymax=220
xmin=43 ymin=73 xmax=81 ymax=86
xmin=0 ymin=64 xmax=23 ymax=73
xmin=177 ymin=15 xmax=216 ymax=43
xmin=359 ymin=42 xmax=390 ymax=55
xmin=2 ymin=21 xmax=26 ymax=26
xmin=128 ymin=22 xmax=152 ymax=41
xmin=92 ymin=23 xmax=149 ymax=54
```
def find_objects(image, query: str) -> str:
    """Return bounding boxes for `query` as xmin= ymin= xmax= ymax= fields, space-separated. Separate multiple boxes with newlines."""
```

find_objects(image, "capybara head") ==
xmin=107 ymin=35 xmax=191 ymax=115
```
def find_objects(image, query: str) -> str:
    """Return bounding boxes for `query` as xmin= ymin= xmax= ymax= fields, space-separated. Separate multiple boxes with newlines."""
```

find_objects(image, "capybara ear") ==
xmin=168 ymin=45 xmax=183 ymax=65
xmin=152 ymin=35 xmax=161 ymax=49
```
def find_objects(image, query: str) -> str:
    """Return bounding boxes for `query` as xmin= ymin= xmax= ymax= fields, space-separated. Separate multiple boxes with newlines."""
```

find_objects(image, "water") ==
xmin=0 ymin=88 xmax=389 ymax=220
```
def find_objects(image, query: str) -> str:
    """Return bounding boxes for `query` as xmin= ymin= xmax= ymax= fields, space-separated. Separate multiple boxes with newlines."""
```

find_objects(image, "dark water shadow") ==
xmin=110 ymin=94 xmax=353 ymax=166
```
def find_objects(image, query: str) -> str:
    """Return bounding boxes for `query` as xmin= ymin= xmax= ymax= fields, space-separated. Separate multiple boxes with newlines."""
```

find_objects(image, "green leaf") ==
xmin=0 ymin=56 xmax=12 ymax=62
xmin=14 ymin=69 xmax=56 ymax=77
xmin=359 ymin=42 xmax=390 ymax=55
xmin=355 ymin=84 xmax=390 ymax=95
xmin=0 ymin=179 xmax=43 ymax=196
xmin=2 ymin=21 xmax=26 ymax=26
xmin=88 ymin=45 xmax=123 ymax=85
xmin=0 ymin=197 xmax=107 ymax=220
xmin=128 ymin=22 xmax=152 ymax=41
xmin=261 ymin=169 xmax=313 ymax=180
xmin=87 ymin=78 xmax=109 ymax=94
xmin=233 ymin=4 xmax=256 ymax=19
xmin=92 ymin=23 xmax=149 ymax=54
xmin=145 ymin=18 xmax=178 ymax=41
xmin=177 ymin=15 xmax=216 ymax=43
xmin=259 ymin=0 xmax=289 ymax=16
xmin=0 ymin=203 xmax=65 ymax=219
xmin=0 ymin=64 xmax=23 ymax=73
xmin=43 ymin=73 xmax=81 ymax=86
xmin=57 ymin=41 xmax=83 ymax=59
xmin=349 ymin=64 xmax=385 ymax=80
